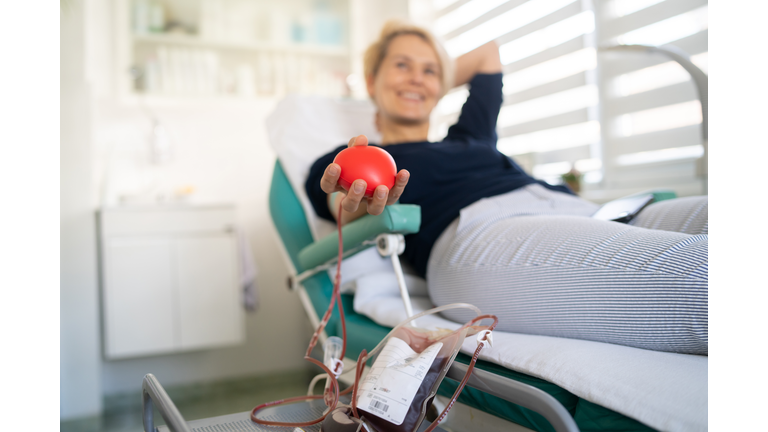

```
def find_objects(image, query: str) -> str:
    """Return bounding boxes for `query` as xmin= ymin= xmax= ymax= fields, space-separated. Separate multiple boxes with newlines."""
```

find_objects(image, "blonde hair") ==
xmin=363 ymin=20 xmax=454 ymax=99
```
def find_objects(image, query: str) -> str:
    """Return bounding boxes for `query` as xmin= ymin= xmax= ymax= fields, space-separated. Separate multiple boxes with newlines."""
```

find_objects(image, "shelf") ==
xmin=133 ymin=32 xmax=350 ymax=57
xmin=114 ymin=92 xmax=284 ymax=107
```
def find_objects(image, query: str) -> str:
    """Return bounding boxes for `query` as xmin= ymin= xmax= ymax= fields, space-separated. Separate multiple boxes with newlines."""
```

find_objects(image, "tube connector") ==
xmin=477 ymin=330 xmax=493 ymax=348
xmin=376 ymin=233 xmax=406 ymax=256
xmin=328 ymin=358 xmax=344 ymax=378
xmin=323 ymin=336 xmax=344 ymax=377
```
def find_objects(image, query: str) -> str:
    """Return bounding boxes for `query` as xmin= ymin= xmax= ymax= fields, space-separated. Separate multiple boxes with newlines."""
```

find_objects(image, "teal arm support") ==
xmin=297 ymin=204 xmax=421 ymax=270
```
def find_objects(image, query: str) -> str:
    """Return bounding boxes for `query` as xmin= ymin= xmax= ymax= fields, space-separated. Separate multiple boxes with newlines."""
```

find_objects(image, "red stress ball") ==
xmin=333 ymin=146 xmax=397 ymax=198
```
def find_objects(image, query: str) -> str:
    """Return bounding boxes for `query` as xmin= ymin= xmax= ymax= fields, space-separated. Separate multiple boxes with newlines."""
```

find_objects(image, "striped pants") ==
xmin=426 ymin=184 xmax=708 ymax=355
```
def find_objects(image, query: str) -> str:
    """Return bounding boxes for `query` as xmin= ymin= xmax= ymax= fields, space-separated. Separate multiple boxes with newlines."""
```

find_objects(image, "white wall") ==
xmin=60 ymin=0 xmax=411 ymax=419
xmin=349 ymin=0 xmax=411 ymax=97
xmin=93 ymin=97 xmax=313 ymax=395
xmin=61 ymin=0 xmax=103 ymax=419
xmin=91 ymin=1 xmax=410 ymax=395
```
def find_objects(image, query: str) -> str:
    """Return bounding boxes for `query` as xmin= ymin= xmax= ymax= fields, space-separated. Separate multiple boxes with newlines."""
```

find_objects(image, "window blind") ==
xmin=426 ymin=0 xmax=707 ymax=201
xmin=594 ymin=0 xmax=708 ymax=200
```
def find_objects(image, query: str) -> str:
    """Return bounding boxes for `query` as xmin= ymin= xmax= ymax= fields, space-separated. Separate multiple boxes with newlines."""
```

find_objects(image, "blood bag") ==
xmin=344 ymin=305 xmax=496 ymax=432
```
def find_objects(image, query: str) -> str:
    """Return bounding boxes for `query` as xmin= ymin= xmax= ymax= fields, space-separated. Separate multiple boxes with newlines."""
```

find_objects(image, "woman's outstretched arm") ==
xmin=453 ymin=41 xmax=503 ymax=88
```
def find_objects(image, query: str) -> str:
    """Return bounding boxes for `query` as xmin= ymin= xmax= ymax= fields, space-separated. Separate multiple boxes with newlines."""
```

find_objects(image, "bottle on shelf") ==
xmin=133 ymin=0 xmax=150 ymax=34
xmin=148 ymin=0 xmax=165 ymax=33
xmin=313 ymin=0 xmax=343 ymax=46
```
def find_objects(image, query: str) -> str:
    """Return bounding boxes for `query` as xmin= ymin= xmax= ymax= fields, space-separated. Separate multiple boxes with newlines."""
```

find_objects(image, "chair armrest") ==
xmin=297 ymin=204 xmax=421 ymax=270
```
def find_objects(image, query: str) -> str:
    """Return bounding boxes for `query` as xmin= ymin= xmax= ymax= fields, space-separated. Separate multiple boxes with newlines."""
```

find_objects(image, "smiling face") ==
xmin=367 ymin=34 xmax=443 ymax=126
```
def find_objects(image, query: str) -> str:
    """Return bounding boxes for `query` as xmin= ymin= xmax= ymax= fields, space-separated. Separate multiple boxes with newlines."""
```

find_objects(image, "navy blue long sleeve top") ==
xmin=306 ymin=73 xmax=572 ymax=277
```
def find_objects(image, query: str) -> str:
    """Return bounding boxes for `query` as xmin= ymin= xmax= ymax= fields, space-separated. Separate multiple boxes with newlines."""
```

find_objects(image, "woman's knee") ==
xmin=631 ymin=196 xmax=708 ymax=235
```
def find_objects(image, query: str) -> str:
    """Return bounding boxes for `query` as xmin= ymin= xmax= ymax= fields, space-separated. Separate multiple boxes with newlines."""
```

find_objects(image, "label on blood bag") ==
xmin=357 ymin=337 xmax=443 ymax=425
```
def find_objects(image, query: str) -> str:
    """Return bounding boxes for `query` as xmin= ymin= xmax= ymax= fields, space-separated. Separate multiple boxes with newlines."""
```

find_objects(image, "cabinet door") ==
xmin=103 ymin=237 xmax=177 ymax=358
xmin=175 ymin=234 xmax=243 ymax=350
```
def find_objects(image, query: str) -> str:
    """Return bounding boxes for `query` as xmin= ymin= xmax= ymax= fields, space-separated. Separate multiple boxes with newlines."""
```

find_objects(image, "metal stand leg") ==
xmin=376 ymin=233 xmax=417 ymax=327
xmin=142 ymin=373 xmax=191 ymax=432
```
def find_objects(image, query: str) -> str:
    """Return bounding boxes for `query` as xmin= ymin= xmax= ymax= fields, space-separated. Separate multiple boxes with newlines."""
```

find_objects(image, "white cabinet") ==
xmin=103 ymin=236 xmax=177 ymax=357
xmin=175 ymin=235 xmax=241 ymax=350
xmin=99 ymin=205 xmax=244 ymax=359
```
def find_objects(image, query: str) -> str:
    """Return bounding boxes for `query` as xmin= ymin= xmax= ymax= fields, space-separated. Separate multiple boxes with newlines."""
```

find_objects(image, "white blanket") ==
xmin=353 ymin=274 xmax=707 ymax=432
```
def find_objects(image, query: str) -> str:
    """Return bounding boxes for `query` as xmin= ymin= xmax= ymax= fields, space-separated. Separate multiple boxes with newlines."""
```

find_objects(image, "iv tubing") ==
xmin=251 ymin=196 xmax=498 ymax=429
xmin=308 ymin=374 xmax=329 ymax=396
xmin=250 ymin=204 xmax=350 ymax=427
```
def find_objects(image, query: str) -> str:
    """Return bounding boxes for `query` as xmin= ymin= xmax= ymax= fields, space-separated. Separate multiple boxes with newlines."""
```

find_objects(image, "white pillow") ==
xmin=266 ymin=95 xmax=425 ymax=292
xmin=328 ymin=247 xmax=394 ymax=293
xmin=266 ymin=95 xmax=381 ymax=240
xmin=352 ymin=270 xmax=433 ymax=327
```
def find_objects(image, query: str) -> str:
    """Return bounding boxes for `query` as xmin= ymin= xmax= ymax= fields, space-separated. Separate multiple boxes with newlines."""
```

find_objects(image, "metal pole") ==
xmin=390 ymin=252 xmax=417 ymax=327
xmin=599 ymin=44 xmax=708 ymax=192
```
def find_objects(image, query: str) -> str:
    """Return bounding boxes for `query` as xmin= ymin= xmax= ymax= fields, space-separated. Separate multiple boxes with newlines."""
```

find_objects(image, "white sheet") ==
xmin=353 ymin=277 xmax=707 ymax=432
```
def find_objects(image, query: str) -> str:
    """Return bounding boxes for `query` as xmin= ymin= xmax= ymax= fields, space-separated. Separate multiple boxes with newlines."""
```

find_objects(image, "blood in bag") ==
xmin=355 ymin=325 xmax=472 ymax=432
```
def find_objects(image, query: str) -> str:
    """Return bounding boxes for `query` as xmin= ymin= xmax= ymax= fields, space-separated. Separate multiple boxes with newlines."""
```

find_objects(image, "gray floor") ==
xmin=60 ymin=369 xmax=316 ymax=432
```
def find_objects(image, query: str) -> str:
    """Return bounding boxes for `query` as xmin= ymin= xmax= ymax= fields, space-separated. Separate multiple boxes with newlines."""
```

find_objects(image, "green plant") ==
xmin=561 ymin=168 xmax=582 ymax=193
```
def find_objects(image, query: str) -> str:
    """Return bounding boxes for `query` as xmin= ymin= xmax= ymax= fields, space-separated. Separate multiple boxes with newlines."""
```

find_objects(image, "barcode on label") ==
xmin=370 ymin=400 xmax=389 ymax=413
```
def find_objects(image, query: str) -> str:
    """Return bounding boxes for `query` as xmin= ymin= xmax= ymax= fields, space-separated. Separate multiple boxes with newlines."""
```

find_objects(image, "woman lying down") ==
xmin=305 ymin=20 xmax=707 ymax=356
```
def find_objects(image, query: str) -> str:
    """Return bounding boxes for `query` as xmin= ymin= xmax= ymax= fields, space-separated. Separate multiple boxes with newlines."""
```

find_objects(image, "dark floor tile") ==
xmin=60 ymin=416 xmax=103 ymax=432
xmin=62 ymin=368 xmax=317 ymax=432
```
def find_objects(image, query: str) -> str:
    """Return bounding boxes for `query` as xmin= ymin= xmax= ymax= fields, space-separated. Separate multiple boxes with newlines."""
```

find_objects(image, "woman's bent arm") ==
xmin=453 ymin=41 xmax=502 ymax=88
